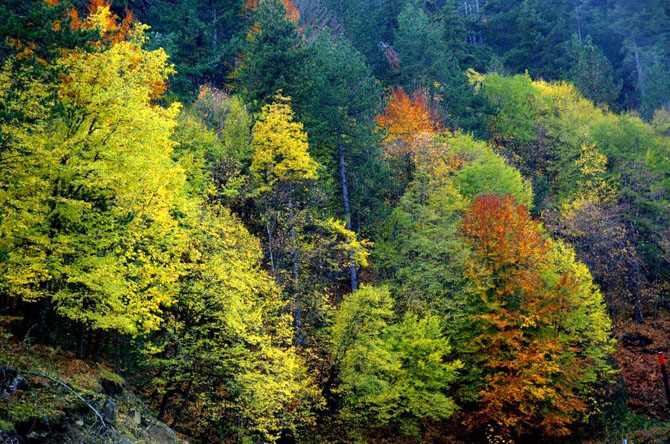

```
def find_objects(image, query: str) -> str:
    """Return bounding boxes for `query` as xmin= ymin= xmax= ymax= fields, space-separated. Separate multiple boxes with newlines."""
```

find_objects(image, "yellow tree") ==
xmin=0 ymin=12 xmax=188 ymax=337
xmin=250 ymin=94 xmax=318 ymax=189
xmin=250 ymin=95 xmax=368 ymax=344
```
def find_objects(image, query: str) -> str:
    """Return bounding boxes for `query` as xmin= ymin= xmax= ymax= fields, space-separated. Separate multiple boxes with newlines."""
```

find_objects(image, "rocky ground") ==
xmin=0 ymin=333 xmax=180 ymax=444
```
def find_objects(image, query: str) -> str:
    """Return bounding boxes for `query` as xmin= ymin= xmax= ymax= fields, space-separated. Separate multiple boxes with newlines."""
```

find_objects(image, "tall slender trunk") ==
xmin=115 ymin=332 xmax=121 ymax=375
xmin=338 ymin=143 xmax=358 ymax=291
xmin=289 ymin=197 xmax=303 ymax=344
xmin=265 ymin=217 xmax=276 ymax=274
xmin=574 ymin=1 xmax=582 ymax=41
xmin=211 ymin=3 xmax=218 ymax=52
xmin=77 ymin=324 xmax=85 ymax=359
xmin=634 ymin=44 xmax=645 ymax=99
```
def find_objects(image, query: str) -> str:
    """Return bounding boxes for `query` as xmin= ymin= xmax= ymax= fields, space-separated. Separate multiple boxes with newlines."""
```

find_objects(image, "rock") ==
xmin=101 ymin=400 xmax=116 ymax=424
xmin=621 ymin=333 xmax=653 ymax=348
xmin=100 ymin=376 xmax=124 ymax=396
xmin=131 ymin=409 xmax=141 ymax=425
xmin=146 ymin=423 xmax=177 ymax=444
xmin=65 ymin=423 xmax=84 ymax=443
xmin=0 ymin=431 xmax=24 ymax=444
xmin=25 ymin=431 xmax=48 ymax=441
xmin=0 ymin=368 xmax=27 ymax=401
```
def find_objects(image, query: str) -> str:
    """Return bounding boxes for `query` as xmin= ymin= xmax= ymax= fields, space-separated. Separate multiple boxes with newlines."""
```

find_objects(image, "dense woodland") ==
xmin=1 ymin=0 xmax=670 ymax=442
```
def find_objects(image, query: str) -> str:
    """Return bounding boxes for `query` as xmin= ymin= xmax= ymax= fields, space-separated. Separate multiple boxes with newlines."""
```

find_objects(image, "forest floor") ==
xmin=0 ymin=318 xmax=182 ymax=443
xmin=615 ymin=313 xmax=670 ymax=417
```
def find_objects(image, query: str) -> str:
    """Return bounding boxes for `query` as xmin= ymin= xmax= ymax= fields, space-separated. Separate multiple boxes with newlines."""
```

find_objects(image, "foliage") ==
xmin=250 ymin=95 xmax=319 ymax=190
xmin=0 ymin=22 xmax=187 ymax=335
xmin=330 ymin=285 xmax=461 ymax=439
xmin=142 ymin=204 xmax=322 ymax=442
xmin=457 ymin=194 xmax=614 ymax=440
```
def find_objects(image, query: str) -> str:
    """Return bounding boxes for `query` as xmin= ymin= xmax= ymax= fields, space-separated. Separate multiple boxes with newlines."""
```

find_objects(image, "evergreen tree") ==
xmin=236 ymin=0 xmax=307 ymax=110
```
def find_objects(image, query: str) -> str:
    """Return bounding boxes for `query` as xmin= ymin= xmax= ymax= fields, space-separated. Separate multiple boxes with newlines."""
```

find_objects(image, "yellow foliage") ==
xmin=250 ymin=94 xmax=318 ymax=191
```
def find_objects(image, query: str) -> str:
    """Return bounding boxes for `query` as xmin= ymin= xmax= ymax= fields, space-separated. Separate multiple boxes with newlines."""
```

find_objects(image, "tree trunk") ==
xmin=265 ymin=217 xmax=276 ymax=274
xmin=634 ymin=44 xmax=645 ymax=99
xmin=289 ymin=197 xmax=304 ymax=345
xmin=574 ymin=1 xmax=582 ymax=42
xmin=115 ymin=332 xmax=121 ymax=375
xmin=211 ymin=3 xmax=218 ymax=52
xmin=338 ymin=143 xmax=358 ymax=291
xmin=77 ymin=324 xmax=85 ymax=359
xmin=158 ymin=387 xmax=178 ymax=422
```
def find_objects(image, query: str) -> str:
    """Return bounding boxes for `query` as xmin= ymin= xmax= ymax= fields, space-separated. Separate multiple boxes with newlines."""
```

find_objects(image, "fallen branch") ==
xmin=19 ymin=370 xmax=110 ymax=429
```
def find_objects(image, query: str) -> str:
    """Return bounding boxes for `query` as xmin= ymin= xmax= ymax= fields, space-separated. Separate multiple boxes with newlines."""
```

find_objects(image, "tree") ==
xmin=393 ymin=2 xmax=475 ymax=129
xmin=142 ymin=204 xmax=322 ymax=442
xmin=565 ymin=34 xmax=621 ymax=107
xmin=609 ymin=0 xmax=670 ymax=114
xmin=330 ymin=285 xmax=461 ymax=440
xmin=298 ymin=30 xmax=384 ymax=289
xmin=236 ymin=0 xmax=307 ymax=110
xmin=376 ymin=87 xmax=436 ymax=145
xmin=375 ymin=131 xmax=533 ymax=318
xmin=0 ymin=15 xmax=188 ymax=336
xmin=249 ymin=95 xmax=370 ymax=344
xmin=457 ymin=194 xmax=613 ymax=440
xmin=0 ymin=0 xmax=96 ymax=65
xmin=250 ymin=95 xmax=318 ymax=190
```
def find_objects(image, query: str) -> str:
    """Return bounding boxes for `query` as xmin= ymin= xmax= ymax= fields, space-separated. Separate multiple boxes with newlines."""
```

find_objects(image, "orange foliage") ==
xmin=44 ymin=0 xmax=133 ymax=44
xmin=244 ymin=0 xmax=300 ymax=24
xmin=376 ymin=87 xmax=437 ymax=144
xmin=461 ymin=194 xmax=588 ymax=439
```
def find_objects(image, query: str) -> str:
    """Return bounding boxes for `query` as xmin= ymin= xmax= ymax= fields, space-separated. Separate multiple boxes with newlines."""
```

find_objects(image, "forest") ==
xmin=1 ymin=0 xmax=670 ymax=443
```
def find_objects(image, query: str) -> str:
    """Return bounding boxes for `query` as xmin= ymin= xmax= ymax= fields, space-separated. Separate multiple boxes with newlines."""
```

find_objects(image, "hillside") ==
xmin=1 ymin=1 xmax=670 ymax=443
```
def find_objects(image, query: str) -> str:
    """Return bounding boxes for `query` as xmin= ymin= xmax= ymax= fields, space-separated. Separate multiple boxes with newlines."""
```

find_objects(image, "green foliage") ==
xmin=565 ymin=35 xmax=621 ymax=107
xmin=330 ymin=285 xmax=461 ymax=438
xmin=141 ymin=0 xmax=246 ymax=98
xmin=236 ymin=0 xmax=306 ymax=109
xmin=454 ymin=147 xmax=533 ymax=207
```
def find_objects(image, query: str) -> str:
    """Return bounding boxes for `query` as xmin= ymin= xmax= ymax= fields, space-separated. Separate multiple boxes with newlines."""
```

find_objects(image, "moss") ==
xmin=0 ymin=419 xmax=15 ymax=431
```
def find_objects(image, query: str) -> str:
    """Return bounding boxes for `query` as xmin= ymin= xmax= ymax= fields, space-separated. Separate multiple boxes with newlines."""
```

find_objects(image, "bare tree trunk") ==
xmin=634 ymin=44 xmax=645 ymax=99
xmin=574 ymin=1 xmax=582 ymax=42
xmin=265 ymin=218 xmax=276 ymax=274
xmin=115 ymin=332 xmax=121 ymax=375
xmin=289 ymin=197 xmax=304 ymax=345
xmin=211 ymin=2 xmax=218 ymax=52
xmin=338 ymin=143 xmax=358 ymax=291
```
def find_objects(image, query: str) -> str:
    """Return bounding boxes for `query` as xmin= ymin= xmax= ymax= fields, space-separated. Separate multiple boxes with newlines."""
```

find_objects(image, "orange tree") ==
xmin=456 ymin=194 xmax=614 ymax=441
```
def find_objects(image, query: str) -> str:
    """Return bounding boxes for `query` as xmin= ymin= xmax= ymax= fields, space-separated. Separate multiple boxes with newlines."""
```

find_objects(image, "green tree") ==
xmin=330 ymin=285 xmax=461 ymax=440
xmin=565 ymin=35 xmax=621 ymax=107
xmin=236 ymin=0 xmax=307 ymax=110
xmin=299 ymin=30 xmax=385 ymax=289
xmin=143 ymin=204 xmax=322 ymax=442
